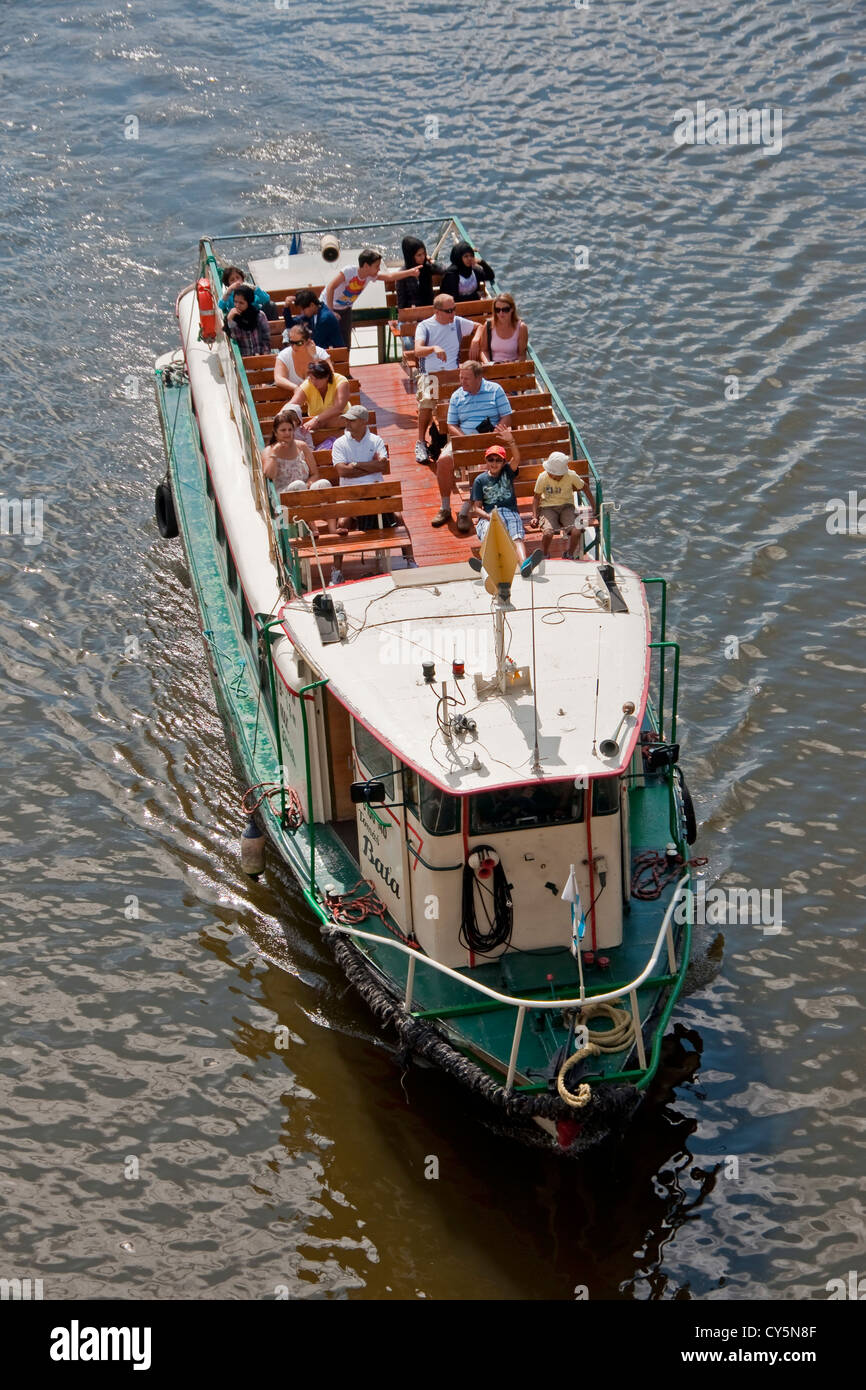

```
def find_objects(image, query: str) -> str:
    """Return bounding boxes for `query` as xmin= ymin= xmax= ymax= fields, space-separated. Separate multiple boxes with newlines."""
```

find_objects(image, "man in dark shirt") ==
xmin=284 ymin=289 xmax=344 ymax=350
xmin=470 ymin=436 xmax=543 ymax=576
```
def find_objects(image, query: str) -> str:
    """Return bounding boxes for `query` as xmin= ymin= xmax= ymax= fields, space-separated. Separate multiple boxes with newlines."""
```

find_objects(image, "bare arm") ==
xmin=517 ymin=321 xmax=529 ymax=357
xmin=325 ymin=271 xmax=343 ymax=310
xmin=274 ymin=357 xmax=294 ymax=393
xmin=379 ymin=266 xmax=421 ymax=284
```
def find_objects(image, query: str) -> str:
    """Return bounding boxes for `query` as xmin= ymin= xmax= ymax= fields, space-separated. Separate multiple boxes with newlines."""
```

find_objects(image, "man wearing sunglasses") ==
xmin=413 ymin=295 xmax=476 ymax=464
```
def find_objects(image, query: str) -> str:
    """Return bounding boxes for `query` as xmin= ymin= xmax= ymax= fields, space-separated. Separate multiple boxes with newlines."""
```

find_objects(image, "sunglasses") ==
xmin=309 ymin=365 xmax=330 ymax=376
xmin=288 ymin=338 xmax=305 ymax=345
xmin=440 ymin=306 xmax=456 ymax=313
xmin=494 ymin=305 xmax=511 ymax=313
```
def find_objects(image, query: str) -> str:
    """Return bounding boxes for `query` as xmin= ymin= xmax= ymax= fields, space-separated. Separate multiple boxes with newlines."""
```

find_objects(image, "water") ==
xmin=1 ymin=0 xmax=863 ymax=1300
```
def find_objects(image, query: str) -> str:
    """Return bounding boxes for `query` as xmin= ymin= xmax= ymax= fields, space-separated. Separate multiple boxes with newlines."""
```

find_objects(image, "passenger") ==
xmin=531 ymin=451 xmax=592 ymax=559
xmin=325 ymin=248 xmax=421 ymax=348
xmin=262 ymin=409 xmax=319 ymax=491
xmin=225 ymin=285 xmax=271 ymax=356
xmin=397 ymin=236 xmax=444 ymax=350
xmin=470 ymin=437 xmax=540 ymax=577
xmin=329 ymin=405 xmax=414 ymax=584
xmin=274 ymin=321 xmax=330 ymax=393
xmin=438 ymin=240 xmax=495 ymax=303
xmin=470 ymin=292 xmax=529 ymax=363
xmin=413 ymin=294 xmax=476 ymax=464
xmin=219 ymin=266 xmax=272 ymax=317
xmin=432 ymin=360 xmax=513 ymax=531
xmin=288 ymin=359 xmax=351 ymax=447
xmin=283 ymin=288 xmax=344 ymax=351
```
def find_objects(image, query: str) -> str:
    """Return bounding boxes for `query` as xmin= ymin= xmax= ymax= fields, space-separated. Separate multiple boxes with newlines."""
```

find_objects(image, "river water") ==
xmin=1 ymin=0 xmax=863 ymax=1301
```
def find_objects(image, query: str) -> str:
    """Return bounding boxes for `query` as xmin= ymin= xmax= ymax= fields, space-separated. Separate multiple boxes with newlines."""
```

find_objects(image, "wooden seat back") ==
xmin=281 ymin=478 xmax=404 ymax=527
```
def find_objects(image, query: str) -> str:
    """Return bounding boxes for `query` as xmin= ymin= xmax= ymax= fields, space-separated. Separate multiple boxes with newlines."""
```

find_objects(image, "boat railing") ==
xmin=199 ymin=237 xmax=300 ymax=585
xmin=326 ymin=874 xmax=690 ymax=1092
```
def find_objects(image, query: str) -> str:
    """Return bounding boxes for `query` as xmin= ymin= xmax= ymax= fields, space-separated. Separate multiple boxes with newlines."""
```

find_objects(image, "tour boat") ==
xmin=153 ymin=217 xmax=710 ymax=1154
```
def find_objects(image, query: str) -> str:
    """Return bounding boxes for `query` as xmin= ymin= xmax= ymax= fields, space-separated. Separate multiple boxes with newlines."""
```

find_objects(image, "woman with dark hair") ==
xmin=288 ymin=358 xmax=351 ymax=445
xmin=470 ymin=292 xmax=529 ymax=363
xmin=274 ymin=320 xmax=330 ymax=392
xmin=226 ymin=285 xmax=271 ymax=356
xmin=396 ymin=236 xmax=444 ymax=350
xmin=438 ymin=240 xmax=495 ymax=302
xmin=262 ymin=409 xmax=319 ymax=491
xmin=219 ymin=265 xmax=272 ymax=316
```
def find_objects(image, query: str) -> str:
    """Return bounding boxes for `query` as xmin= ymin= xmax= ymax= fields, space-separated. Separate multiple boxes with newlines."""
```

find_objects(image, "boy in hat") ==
xmin=470 ymin=435 xmax=542 ymax=577
xmin=531 ymin=451 xmax=592 ymax=559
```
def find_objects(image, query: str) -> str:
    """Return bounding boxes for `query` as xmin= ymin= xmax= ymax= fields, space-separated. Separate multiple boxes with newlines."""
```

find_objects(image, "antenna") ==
xmin=530 ymin=572 xmax=541 ymax=776
xmin=591 ymin=626 xmax=602 ymax=757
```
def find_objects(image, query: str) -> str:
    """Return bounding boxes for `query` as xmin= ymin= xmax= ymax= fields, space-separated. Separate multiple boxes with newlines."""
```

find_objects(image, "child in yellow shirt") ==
xmin=531 ymin=452 xmax=592 ymax=558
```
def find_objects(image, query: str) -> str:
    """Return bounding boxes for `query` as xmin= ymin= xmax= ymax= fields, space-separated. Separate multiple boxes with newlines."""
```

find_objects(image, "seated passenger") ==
xmin=219 ymin=266 xmax=272 ymax=316
xmin=397 ymin=236 xmax=444 ymax=350
xmin=413 ymin=294 xmax=476 ymax=464
xmin=329 ymin=405 xmax=414 ymax=584
xmin=283 ymin=289 xmax=344 ymax=350
xmin=289 ymin=359 xmax=351 ymax=447
xmin=225 ymin=285 xmax=271 ymax=356
xmin=325 ymin=248 xmax=421 ymax=348
xmin=531 ymin=451 xmax=592 ymax=559
xmin=471 ymin=437 xmax=541 ymax=578
xmin=438 ymin=241 xmax=495 ymax=303
xmin=274 ymin=321 xmax=330 ymax=392
xmin=470 ymin=293 xmax=529 ymax=363
xmin=262 ymin=409 xmax=319 ymax=491
xmin=432 ymin=360 xmax=512 ymax=531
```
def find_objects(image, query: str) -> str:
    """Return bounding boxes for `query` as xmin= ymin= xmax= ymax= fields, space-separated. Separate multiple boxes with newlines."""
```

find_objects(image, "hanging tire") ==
xmin=155 ymin=480 xmax=179 ymax=538
xmin=677 ymin=768 xmax=698 ymax=845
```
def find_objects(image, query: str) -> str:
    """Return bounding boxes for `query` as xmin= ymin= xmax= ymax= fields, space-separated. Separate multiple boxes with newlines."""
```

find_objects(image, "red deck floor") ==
xmin=352 ymin=360 xmax=477 ymax=568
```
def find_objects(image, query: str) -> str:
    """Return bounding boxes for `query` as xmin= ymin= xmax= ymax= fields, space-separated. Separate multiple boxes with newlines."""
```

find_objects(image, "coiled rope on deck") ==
xmin=556 ymin=1002 xmax=637 ymax=1109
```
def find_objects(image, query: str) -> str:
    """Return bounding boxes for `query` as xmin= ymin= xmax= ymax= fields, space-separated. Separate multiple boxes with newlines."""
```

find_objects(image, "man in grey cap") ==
xmin=329 ymin=404 xmax=414 ymax=582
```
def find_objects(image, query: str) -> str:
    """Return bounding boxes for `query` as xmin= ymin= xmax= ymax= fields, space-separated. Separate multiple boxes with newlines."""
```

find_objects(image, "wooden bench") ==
xmin=450 ymin=425 xmax=575 ymax=491
xmin=281 ymin=478 xmax=411 ymax=583
xmin=256 ymin=379 xmax=363 ymax=432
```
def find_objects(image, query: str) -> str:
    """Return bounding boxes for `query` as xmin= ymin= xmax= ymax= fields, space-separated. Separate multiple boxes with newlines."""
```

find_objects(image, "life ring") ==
xmin=155 ymin=479 xmax=179 ymax=538
xmin=676 ymin=767 xmax=698 ymax=845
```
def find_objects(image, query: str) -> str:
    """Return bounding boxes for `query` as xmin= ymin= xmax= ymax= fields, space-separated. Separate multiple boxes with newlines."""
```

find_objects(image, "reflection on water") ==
xmin=0 ymin=0 xmax=862 ymax=1300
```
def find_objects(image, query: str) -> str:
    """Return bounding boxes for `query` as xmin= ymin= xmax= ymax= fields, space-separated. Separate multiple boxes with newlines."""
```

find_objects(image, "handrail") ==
xmin=648 ymin=639 xmax=680 ymax=743
xmin=328 ymin=874 xmax=688 ymax=1014
xmin=209 ymin=217 xmax=455 ymax=243
xmin=328 ymin=875 xmax=689 ymax=1090
xmin=643 ymin=579 xmax=668 ymax=727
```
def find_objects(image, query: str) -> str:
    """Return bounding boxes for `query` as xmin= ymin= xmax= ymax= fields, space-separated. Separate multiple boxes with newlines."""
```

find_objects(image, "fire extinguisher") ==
xmin=196 ymin=277 xmax=218 ymax=344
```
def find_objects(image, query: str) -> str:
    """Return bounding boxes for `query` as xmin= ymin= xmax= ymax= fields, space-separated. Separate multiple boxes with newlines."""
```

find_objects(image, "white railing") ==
xmin=327 ymin=875 xmax=690 ymax=1091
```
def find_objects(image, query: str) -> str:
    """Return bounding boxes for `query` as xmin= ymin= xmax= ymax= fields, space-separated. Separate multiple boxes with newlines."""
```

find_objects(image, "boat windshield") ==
xmin=469 ymin=777 xmax=619 ymax=834
xmin=402 ymin=765 xmax=460 ymax=836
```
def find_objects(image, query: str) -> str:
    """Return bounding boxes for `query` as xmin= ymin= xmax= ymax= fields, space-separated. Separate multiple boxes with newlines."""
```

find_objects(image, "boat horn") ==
xmin=598 ymin=702 xmax=636 ymax=759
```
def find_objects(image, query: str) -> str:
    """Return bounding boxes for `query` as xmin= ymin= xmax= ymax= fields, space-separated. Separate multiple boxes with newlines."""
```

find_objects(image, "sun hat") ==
xmin=341 ymin=404 xmax=369 ymax=422
xmin=484 ymin=444 xmax=507 ymax=460
xmin=544 ymin=451 xmax=570 ymax=477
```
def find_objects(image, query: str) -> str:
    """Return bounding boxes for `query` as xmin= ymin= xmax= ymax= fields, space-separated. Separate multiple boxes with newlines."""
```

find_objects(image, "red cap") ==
xmin=484 ymin=444 xmax=507 ymax=459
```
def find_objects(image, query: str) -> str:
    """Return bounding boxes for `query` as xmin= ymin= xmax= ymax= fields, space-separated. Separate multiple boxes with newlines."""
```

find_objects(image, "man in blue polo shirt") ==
xmin=431 ymin=360 xmax=512 ymax=530
xmin=284 ymin=289 xmax=344 ymax=350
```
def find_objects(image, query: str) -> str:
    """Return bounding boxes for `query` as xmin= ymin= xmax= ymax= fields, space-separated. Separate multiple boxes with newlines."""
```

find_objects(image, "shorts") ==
xmin=476 ymin=509 xmax=525 ymax=542
xmin=539 ymin=504 xmax=576 ymax=537
xmin=356 ymin=512 xmax=398 ymax=532
xmin=416 ymin=372 xmax=440 ymax=406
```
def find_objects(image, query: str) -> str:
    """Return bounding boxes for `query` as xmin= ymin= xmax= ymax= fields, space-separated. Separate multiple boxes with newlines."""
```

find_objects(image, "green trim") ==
xmin=649 ymin=639 xmax=680 ymax=743
xmin=298 ymin=676 xmax=329 ymax=891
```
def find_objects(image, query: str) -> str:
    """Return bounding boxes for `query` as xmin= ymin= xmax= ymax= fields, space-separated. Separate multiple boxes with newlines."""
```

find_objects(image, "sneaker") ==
xmin=431 ymin=508 xmax=452 ymax=528
xmin=519 ymin=549 xmax=544 ymax=577
xmin=415 ymin=441 xmax=430 ymax=464
xmin=456 ymin=509 xmax=473 ymax=534
xmin=330 ymin=569 xmax=344 ymax=586
xmin=402 ymin=554 xmax=418 ymax=568
xmin=468 ymin=557 xmax=483 ymax=573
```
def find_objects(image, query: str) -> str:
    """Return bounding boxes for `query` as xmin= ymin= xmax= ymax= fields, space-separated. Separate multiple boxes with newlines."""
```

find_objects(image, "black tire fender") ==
xmin=676 ymin=767 xmax=698 ymax=845
xmin=155 ymin=479 xmax=179 ymax=538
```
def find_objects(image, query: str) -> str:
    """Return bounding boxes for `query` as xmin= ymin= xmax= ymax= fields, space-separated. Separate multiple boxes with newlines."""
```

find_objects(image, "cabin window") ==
xmin=241 ymin=603 xmax=252 ymax=642
xmin=402 ymin=764 xmax=461 ymax=837
xmin=592 ymin=776 xmax=620 ymax=816
xmin=226 ymin=547 xmax=238 ymax=593
xmin=470 ymin=780 xmax=584 ymax=834
xmin=353 ymin=720 xmax=392 ymax=778
xmin=214 ymin=505 xmax=225 ymax=546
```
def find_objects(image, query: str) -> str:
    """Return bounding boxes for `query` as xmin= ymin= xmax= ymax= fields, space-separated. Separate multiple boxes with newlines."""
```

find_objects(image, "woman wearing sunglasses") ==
xmin=470 ymin=292 xmax=529 ymax=364
xmin=288 ymin=358 xmax=351 ymax=446
xmin=274 ymin=321 xmax=331 ymax=393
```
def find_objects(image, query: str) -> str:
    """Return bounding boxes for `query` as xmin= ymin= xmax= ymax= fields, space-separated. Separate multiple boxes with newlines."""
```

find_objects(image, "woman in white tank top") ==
xmin=471 ymin=292 xmax=529 ymax=363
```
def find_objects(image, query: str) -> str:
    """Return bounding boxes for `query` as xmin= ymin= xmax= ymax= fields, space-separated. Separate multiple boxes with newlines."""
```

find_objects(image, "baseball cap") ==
xmin=544 ymin=451 xmax=570 ymax=477
xmin=341 ymin=404 xmax=369 ymax=422
xmin=484 ymin=444 xmax=507 ymax=460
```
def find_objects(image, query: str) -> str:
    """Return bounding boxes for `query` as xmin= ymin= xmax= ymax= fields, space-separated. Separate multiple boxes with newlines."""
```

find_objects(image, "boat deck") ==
xmin=352 ymin=360 xmax=478 ymax=567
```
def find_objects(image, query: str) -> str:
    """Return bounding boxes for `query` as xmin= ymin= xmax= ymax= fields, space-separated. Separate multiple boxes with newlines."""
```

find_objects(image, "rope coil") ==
xmin=555 ymin=1002 xmax=637 ymax=1109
